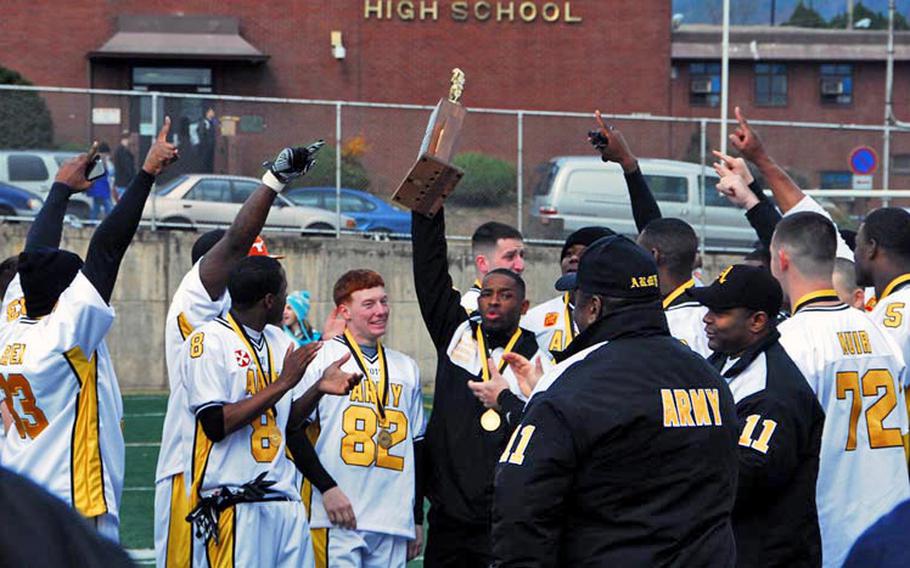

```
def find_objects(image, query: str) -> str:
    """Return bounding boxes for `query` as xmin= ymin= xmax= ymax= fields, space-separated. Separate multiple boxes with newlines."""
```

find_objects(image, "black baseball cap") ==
xmin=686 ymin=264 xmax=782 ymax=316
xmin=555 ymin=235 xmax=661 ymax=299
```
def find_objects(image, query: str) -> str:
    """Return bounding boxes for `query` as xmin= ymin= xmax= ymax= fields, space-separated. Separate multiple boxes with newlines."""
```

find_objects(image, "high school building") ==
xmin=2 ymin=0 xmax=910 ymax=193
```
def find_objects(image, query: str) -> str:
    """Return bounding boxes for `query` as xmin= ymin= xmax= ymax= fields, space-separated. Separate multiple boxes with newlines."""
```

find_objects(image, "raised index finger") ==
xmin=157 ymin=116 xmax=172 ymax=143
xmin=734 ymin=106 xmax=749 ymax=129
xmin=594 ymin=109 xmax=609 ymax=135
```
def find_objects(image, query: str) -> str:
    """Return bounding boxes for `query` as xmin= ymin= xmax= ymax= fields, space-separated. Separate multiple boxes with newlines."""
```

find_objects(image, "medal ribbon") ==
xmin=476 ymin=326 xmax=522 ymax=382
xmin=226 ymin=312 xmax=276 ymax=417
xmin=342 ymin=330 xmax=389 ymax=424
xmin=563 ymin=293 xmax=576 ymax=346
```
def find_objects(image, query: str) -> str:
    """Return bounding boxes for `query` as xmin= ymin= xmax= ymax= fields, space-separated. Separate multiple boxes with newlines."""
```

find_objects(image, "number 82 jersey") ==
xmin=297 ymin=337 xmax=425 ymax=539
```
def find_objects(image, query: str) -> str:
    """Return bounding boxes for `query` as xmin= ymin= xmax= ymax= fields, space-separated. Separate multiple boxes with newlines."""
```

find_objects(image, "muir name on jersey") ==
xmin=837 ymin=331 xmax=873 ymax=356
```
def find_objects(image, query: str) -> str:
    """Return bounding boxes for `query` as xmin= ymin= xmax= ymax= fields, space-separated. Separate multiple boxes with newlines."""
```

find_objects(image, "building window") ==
xmin=893 ymin=154 xmax=910 ymax=175
xmin=820 ymin=64 xmax=853 ymax=105
xmin=820 ymin=171 xmax=853 ymax=189
xmin=689 ymin=62 xmax=721 ymax=107
xmin=754 ymin=63 xmax=787 ymax=106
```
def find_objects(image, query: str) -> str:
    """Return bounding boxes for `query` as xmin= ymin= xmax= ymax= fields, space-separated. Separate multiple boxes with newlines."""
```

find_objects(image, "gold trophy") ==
xmin=392 ymin=69 xmax=468 ymax=217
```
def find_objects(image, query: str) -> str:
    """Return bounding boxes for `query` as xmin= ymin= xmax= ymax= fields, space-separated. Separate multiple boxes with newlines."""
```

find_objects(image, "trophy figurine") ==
xmin=392 ymin=69 xmax=468 ymax=217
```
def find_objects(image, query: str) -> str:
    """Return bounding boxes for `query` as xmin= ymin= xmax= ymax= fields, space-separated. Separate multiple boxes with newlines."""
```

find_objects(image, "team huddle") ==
xmin=0 ymin=107 xmax=909 ymax=568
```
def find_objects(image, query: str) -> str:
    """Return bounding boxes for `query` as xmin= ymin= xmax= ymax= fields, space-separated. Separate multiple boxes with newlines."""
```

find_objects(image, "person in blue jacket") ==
xmin=283 ymin=290 xmax=322 ymax=346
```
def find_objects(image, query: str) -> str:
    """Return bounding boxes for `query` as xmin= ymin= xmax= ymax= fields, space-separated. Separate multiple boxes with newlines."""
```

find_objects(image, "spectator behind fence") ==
xmin=88 ymin=142 xmax=113 ymax=220
xmin=112 ymin=131 xmax=135 ymax=201
xmin=283 ymin=290 xmax=322 ymax=347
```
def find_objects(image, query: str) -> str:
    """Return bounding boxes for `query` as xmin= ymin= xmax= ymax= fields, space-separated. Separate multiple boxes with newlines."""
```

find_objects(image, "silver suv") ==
xmin=530 ymin=157 xmax=756 ymax=248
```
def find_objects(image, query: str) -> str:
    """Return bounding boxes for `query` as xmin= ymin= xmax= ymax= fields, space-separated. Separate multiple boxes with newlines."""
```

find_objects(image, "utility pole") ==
xmin=847 ymin=0 xmax=854 ymax=29
xmin=771 ymin=0 xmax=776 ymax=25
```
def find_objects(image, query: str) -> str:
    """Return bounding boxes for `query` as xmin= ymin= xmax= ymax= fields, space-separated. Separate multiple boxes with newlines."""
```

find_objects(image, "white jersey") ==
xmin=2 ymin=273 xmax=23 ymax=330
xmin=870 ymin=275 xmax=910 ymax=389
xmin=156 ymin=260 xmax=230 ymax=482
xmin=522 ymin=294 xmax=577 ymax=353
xmin=185 ymin=315 xmax=298 ymax=500
xmin=460 ymin=280 xmax=481 ymax=314
xmin=0 ymin=272 xmax=124 ymax=522
xmin=779 ymin=298 xmax=910 ymax=568
xmin=298 ymin=336 xmax=425 ymax=539
xmin=663 ymin=280 xmax=711 ymax=358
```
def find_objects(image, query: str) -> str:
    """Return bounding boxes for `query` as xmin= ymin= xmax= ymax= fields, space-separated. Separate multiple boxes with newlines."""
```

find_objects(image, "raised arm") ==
xmin=25 ymin=151 xmax=95 ymax=252
xmin=729 ymin=107 xmax=804 ymax=213
xmin=411 ymin=208 xmax=470 ymax=348
xmin=589 ymin=111 xmax=661 ymax=231
xmin=713 ymin=156 xmax=782 ymax=249
xmin=199 ymin=142 xmax=323 ymax=300
xmin=82 ymin=119 xmax=177 ymax=302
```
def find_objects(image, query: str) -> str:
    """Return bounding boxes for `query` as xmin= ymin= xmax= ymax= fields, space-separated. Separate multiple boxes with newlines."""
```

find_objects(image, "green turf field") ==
xmin=121 ymin=394 xmax=428 ymax=566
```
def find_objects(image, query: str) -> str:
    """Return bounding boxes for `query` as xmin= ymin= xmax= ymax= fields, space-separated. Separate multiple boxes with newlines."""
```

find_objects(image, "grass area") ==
xmin=121 ymin=394 xmax=428 ymax=566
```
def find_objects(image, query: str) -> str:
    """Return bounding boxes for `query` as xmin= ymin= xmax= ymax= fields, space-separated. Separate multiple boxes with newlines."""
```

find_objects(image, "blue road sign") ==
xmin=850 ymin=147 xmax=878 ymax=175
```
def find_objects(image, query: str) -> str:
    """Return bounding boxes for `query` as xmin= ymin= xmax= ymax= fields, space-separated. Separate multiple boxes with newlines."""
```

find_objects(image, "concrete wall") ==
xmin=0 ymin=225 xmax=740 ymax=392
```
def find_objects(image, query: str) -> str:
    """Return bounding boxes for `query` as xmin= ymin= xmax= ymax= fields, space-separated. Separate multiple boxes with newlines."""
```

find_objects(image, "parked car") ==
xmin=144 ymin=174 xmax=357 ymax=233
xmin=0 ymin=150 xmax=90 ymax=217
xmin=530 ymin=157 xmax=755 ymax=248
xmin=284 ymin=187 xmax=411 ymax=235
xmin=0 ymin=181 xmax=43 ymax=219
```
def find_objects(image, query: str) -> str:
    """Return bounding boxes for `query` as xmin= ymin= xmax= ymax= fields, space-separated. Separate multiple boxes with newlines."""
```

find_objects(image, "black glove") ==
xmin=261 ymin=140 xmax=325 ymax=191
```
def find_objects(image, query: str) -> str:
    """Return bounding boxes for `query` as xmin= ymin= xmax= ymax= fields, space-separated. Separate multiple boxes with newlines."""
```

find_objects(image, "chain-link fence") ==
xmin=2 ymin=84 xmax=910 ymax=251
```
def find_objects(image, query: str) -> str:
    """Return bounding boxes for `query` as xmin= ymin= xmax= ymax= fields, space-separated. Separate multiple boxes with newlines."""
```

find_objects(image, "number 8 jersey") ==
xmin=183 ymin=316 xmax=299 ymax=501
xmin=0 ymin=272 xmax=123 ymax=524
xmin=297 ymin=336 xmax=426 ymax=539
xmin=779 ymin=301 xmax=910 ymax=568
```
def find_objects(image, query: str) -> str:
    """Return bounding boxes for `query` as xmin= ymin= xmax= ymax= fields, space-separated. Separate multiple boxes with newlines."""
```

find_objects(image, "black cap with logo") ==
xmin=686 ymin=264 xmax=783 ymax=316
xmin=555 ymin=235 xmax=661 ymax=300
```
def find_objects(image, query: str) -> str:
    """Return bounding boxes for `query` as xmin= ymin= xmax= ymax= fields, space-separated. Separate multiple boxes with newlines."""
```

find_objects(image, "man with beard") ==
xmin=411 ymin=207 xmax=552 ymax=567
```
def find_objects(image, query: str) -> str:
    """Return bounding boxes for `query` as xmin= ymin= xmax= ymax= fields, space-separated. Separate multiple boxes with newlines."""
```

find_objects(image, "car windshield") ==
xmin=156 ymin=175 xmax=187 ymax=196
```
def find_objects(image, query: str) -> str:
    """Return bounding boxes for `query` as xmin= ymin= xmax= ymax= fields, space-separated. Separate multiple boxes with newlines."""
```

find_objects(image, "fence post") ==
xmin=335 ymin=102 xmax=342 ymax=239
xmin=517 ymin=111 xmax=524 ymax=233
xmin=699 ymin=119 xmax=708 ymax=261
xmin=151 ymin=92 xmax=159 ymax=231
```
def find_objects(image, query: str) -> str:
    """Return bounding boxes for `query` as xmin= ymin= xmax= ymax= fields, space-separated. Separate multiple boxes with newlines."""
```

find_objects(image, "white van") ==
xmin=0 ymin=150 xmax=92 ymax=217
xmin=530 ymin=157 xmax=757 ymax=248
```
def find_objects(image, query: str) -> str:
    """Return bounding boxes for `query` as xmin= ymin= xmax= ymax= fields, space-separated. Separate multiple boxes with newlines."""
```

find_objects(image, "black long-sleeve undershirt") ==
xmin=625 ymin=167 xmax=662 ymax=233
xmin=24 ymin=182 xmax=73 ymax=252
xmin=82 ymin=170 xmax=155 ymax=302
xmin=286 ymin=425 xmax=337 ymax=494
xmin=413 ymin=439 xmax=425 ymax=525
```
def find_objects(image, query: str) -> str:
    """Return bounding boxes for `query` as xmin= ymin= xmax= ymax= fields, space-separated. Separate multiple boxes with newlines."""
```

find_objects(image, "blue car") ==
xmin=284 ymin=187 xmax=411 ymax=236
xmin=0 ymin=181 xmax=43 ymax=219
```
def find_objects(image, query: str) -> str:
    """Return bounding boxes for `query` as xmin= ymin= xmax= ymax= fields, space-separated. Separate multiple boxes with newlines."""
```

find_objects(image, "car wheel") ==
xmin=0 ymin=205 xmax=16 ymax=223
xmin=303 ymin=223 xmax=334 ymax=236
xmin=160 ymin=216 xmax=196 ymax=231
xmin=65 ymin=201 xmax=90 ymax=219
xmin=367 ymin=228 xmax=392 ymax=242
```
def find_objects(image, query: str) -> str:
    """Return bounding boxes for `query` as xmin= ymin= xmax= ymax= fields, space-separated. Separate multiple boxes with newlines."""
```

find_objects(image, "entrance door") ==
xmin=131 ymin=67 xmax=213 ymax=181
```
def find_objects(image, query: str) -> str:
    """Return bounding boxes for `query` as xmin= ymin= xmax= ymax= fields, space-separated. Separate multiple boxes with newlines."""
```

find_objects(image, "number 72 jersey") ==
xmin=779 ymin=304 xmax=910 ymax=568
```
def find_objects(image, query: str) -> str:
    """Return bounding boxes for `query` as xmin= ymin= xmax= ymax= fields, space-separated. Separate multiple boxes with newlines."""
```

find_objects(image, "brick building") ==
xmin=1 ymin=1 xmax=909 ymax=199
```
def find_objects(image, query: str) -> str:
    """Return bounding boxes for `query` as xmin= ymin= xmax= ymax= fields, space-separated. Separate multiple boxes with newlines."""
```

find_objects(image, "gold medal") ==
xmin=377 ymin=428 xmax=393 ymax=449
xmin=481 ymin=409 xmax=501 ymax=432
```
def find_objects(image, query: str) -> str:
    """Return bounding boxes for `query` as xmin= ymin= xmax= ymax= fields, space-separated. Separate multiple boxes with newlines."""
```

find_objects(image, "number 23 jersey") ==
xmin=298 ymin=337 xmax=426 ymax=539
xmin=0 ymin=272 xmax=123 ymax=521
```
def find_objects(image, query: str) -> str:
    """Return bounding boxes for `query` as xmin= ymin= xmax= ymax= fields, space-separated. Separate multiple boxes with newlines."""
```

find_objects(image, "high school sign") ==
xmin=364 ymin=1 xmax=583 ymax=23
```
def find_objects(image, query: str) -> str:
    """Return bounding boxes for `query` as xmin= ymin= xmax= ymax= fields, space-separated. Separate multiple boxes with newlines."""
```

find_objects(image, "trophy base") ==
xmin=392 ymin=154 xmax=464 ymax=218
